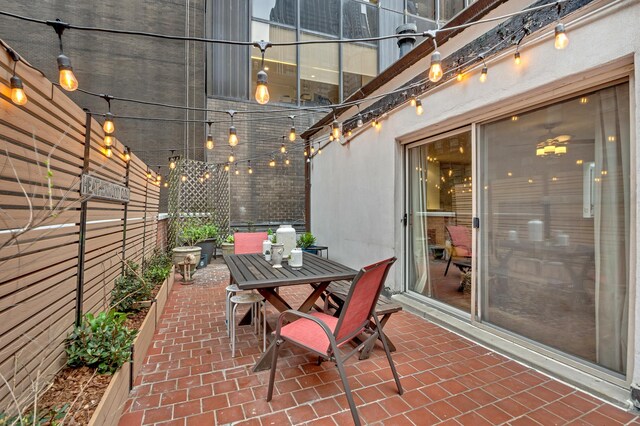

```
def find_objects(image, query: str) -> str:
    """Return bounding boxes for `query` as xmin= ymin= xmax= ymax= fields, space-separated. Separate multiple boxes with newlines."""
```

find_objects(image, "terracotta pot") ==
xmin=221 ymin=242 xmax=235 ymax=256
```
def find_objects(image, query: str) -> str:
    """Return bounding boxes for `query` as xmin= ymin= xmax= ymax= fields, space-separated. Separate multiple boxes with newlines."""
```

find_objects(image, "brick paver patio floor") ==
xmin=118 ymin=260 xmax=640 ymax=425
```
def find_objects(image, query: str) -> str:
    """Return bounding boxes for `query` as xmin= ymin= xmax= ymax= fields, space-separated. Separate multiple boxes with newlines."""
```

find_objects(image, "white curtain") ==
xmin=594 ymin=85 xmax=630 ymax=373
xmin=411 ymin=149 xmax=431 ymax=295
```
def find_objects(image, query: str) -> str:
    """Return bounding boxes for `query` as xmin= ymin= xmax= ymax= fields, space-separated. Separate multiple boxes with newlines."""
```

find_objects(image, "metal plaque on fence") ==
xmin=80 ymin=174 xmax=130 ymax=202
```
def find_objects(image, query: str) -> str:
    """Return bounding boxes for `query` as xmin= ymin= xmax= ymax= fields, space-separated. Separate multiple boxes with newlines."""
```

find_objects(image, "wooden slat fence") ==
xmin=0 ymin=45 xmax=161 ymax=411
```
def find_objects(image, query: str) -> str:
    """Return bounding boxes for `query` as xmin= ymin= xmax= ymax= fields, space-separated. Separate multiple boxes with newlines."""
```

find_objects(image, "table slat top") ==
xmin=224 ymin=252 xmax=358 ymax=290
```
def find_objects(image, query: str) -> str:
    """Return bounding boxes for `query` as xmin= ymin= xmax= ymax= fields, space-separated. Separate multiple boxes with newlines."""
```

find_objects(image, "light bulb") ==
xmin=104 ymin=135 xmax=114 ymax=147
xmin=280 ymin=144 xmax=286 ymax=154
xmin=514 ymin=51 xmax=521 ymax=65
xmin=329 ymin=134 xmax=334 ymax=142
xmin=146 ymin=171 xmax=152 ymax=179
xmin=169 ymin=159 xmax=176 ymax=169
xmin=205 ymin=172 xmax=210 ymax=179
xmin=255 ymin=70 xmax=270 ymax=104
xmin=163 ymin=182 xmax=168 ymax=187
xmin=248 ymin=165 xmax=253 ymax=174
xmin=105 ymin=147 xmax=112 ymax=158
xmin=331 ymin=120 xmax=340 ymax=139
xmin=347 ymin=130 xmax=352 ymax=137
xmin=157 ymin=174 xmax=162 ymax=182
xmin=289 ymin=127 xmax=296 ymax=141
xmin=304 ymin=149 xmax=308 ymax=156
xmin=228 ymin=126 xmax=238 ymax=147
xmin=181 ymin=175 xmax=187 ymax=182
xmin=206 ymin=134 xmax=214 ymax=150
xmin=224 ymin=164 xmax=230 ymax=172
xmin=228 ymin=153 xmax=235 ymax=163
xmin=269 ymin=159 xmax=275 ymax=167
xmin=410 ymin=97 xmax=417 ymax=107
xmin=310 ymin=146 xmax=315 ymax=154
xmin=103 ymin=113 xmax=115 ymax=134
xmin=428 ymin=51 xmax=443 ymax=83
xmin=234 ymin=169 xmax=239 ymax=176
xmin=415 ymin=99 xmax=423 ymax=116
xmin=456 ymin=72 xmax=463 ymax=82
xmin=57 ymin=54 xmax=78 ymax=91
xmin=10 ymin=76 xmax=27 ymax=105
xmin=479 ymin=66 xmax=488 ymax=83
xmin=554 ymin=24 xmax=569 ymax=50
xmin=357 ymin=114 xmax=363 ymax=128
xmin=285 ymin=158 xmax=290 ymax=165
xmin=124 ymin=151 xmax=131 ymax=162
xmin=318 ymin=149 xmax=322 ymax=155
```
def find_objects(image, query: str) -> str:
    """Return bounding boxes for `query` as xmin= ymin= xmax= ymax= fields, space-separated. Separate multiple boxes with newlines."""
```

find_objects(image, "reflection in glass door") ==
xmin=407 ymin=131 xmax=472 ymax=311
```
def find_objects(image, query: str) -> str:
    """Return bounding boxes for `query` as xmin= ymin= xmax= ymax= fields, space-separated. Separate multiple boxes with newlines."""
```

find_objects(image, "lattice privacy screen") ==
xmin=167 ymin=158 xmax=230 ymax=249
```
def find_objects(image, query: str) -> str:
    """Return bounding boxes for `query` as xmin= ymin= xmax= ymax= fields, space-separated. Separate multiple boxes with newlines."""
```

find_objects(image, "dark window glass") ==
xmin=300 ymin=0 xmax=340 ymax=36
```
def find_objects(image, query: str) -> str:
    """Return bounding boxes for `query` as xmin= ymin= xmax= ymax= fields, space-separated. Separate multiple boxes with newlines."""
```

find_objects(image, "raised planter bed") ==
xmin=86 ymin=265 xmax=174 ymax=426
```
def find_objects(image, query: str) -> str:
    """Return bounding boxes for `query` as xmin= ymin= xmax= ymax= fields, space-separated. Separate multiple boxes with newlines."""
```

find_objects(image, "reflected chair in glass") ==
xmin=444 ymin=225 xmax=472 ymax=276
xmin=266 ymin=257 xmax=403 ymax=426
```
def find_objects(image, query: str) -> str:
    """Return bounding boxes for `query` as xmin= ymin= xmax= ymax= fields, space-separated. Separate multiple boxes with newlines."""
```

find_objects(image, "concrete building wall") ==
xmin=0 ymin=0 xmax=207 ymax=211
xmin=309 ymin=0 xmax=639 ymax=404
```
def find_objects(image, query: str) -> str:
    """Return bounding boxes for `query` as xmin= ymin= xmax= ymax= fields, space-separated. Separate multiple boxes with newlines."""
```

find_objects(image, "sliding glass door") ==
xmin=478 ymin=82 xmax=630 ymax=375
xmin=407 ymin=131 xmax=472 ymax=312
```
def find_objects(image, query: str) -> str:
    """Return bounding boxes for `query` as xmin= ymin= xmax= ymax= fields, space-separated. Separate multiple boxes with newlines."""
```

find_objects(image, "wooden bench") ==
xmin=324 ymin=280 xmax=403 ymax=360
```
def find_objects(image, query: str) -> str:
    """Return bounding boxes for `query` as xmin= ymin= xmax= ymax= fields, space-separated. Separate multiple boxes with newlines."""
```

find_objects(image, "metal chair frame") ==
xmin=266 ymin=257 xmax=403 ymax=426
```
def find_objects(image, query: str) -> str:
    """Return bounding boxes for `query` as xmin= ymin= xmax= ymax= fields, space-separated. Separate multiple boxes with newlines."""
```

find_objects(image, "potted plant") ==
xmin=221 ymin=234 xmax=235 ymax=256
xmin=297 ymin=232 xmax=318 ymax=254
xmin=195 ymin=223 xmax=219 ymax=265
xmin=267 ymin=228 xmax=275 ymax=242
xmin=172 ymin=220 xmax=204 ymax=281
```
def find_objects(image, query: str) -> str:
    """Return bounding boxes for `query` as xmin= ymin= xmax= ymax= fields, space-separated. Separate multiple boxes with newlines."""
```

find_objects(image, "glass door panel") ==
xmin=407 ymin=131 xmax=472 ymax=312
xmin=478 ymin=83 xmax=630 ymax=375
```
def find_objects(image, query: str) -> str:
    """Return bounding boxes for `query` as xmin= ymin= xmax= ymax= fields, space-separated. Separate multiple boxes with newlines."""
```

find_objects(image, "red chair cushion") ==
xmin=280 ymin=312 xmax=338 ymax=355
xmin=234 ymin=232 xmax=268 ymax=254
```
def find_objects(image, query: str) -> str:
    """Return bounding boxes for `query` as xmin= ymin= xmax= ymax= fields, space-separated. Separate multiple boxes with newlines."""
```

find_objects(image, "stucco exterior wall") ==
xmin=309 ymin=0 xmax=640 ymax=397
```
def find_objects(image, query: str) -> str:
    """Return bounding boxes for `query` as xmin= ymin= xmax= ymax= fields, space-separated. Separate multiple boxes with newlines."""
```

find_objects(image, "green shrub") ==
xmin=143 ymin=250 xmax=172 ymax=286
xmin=297 ymin=232 xmax=316 ymax=249
xmin=201 ymin=224 xmax=219 ymax=240
xmin=66 ymin=310 xmax=136 ymax=374
xmin=0 ymin=404 xmax=68 ymax=426
xmin=111 ymin=261 xmax=152 ymax=312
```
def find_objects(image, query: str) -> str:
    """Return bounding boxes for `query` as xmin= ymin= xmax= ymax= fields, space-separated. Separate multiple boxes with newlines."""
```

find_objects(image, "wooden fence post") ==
xmin=121 ymin=152 xmax=131 ymax=273
xmin=75 ymin=109 xmax=92 ymax=326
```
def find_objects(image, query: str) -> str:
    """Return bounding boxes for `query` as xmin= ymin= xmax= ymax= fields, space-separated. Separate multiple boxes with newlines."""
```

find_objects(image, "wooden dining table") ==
xmin=224 ymin=252 xmax=358 ymax=371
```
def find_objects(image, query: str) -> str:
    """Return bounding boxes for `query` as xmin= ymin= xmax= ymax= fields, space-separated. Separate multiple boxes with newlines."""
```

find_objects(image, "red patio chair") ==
xmin=233 ymin=232 xmax=268 ymax=254
xmin=266 ymin=257 xmax=403 ymax=426
xmin=444 ymin=225 xmax=472 ymax=276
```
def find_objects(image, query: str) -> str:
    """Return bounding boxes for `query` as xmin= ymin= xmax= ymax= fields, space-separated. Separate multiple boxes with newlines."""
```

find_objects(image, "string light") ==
xmin=331 ymin=118 xmax=340 ymax=140
xmin=285 ymin=157 xmax=290 ymax=165
xmin=428 ymin=50 xmax=443 ymax=83
xmin=248 ymin=160 xmax=253 ymax=174
xmin=7 ymin=49 xmax=27 ymax=106
xmin=146 ymin=170 xmax=152 ymax=179
xmin=105 ymin=147 xmax=112 ymax=158
xmin=329 ymin=134 xmax=334 ymax=142
xmin=181 ymin=174 xmax=187 ymax=182
xmin=234 ymin=164 xmax=239 ymax=175
xmin=169 ymin=151 xmax=176 ymax=169
xmin=163 ymin=182 xmax=168 ymax=187
xmin=205 ymin=171 xmax=210 ymax=179
xmin=554 ymin=23 xmax=569 ymax=49
xmin=228 ymin=150 xmax=235 ymax=163
xmin=224 ymin=163 xmax=230 ymax=172
xmin=514 ymin=50 xmax=521 ymax=65
xmin=254 ymin=41 xmax=272 ymax=104
xmin=304 ymin=149 xmax=308 ymax=156
xmin=49 ymin=19 xmax=78 ymax=91
xmin=104 ymin=135 xmax=114 ymax=147
xmin=103 ymin=112 xmax=115 ymax=133
xmin=228 ymin=111 xmax=238 ymax=147
xmin=206 ymin=121 xmax=214 ymax=150
xmin=456 ymin=71 xmax=464 ymax=82
xmin=415 ymin=99 xmax=423 ymax=116
xmin=124 ymin=146 xmax=131 ymax=162
xmin=288 ymin=116 xmax=296 ymax=141
xmin=269 ymin=157 xmax=276 ymax=167
xmin=356 ymin=113 xmax=363 ymax=128
xmin=479 ymin=57 xmax=488 ymax=83
xmin=410 ymin=97 xmax=417 ymax=107
xmin=280 ymin=143 xmax=286 ymax=154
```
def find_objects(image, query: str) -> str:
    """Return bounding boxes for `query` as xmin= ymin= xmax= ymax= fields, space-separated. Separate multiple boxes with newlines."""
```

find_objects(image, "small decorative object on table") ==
xmin=297 ymin=232 xmax=317 ymax=254
xmin=289 ymin=248 xmax=303 ymax=269
xmin=276 ymin=224 xmax=296 ymax=257
xmin=263 ymin=240 xmax=272 ymax=261
xmin=271 ymin=243 xmax=284 ymax=268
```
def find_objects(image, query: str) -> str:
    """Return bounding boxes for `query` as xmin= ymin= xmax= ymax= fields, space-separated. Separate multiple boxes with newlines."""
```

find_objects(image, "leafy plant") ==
xmin=297 ymin=232 xmax=316 ymax=249
xmin=224 ymin=234 xmax=234 ymax=243
xmin=143 ymin=250 xmax=172 ymax=286
xmin=267 ymin=228 xmax=274 ymax=236
xmin=111 ymin=261 xmax=152 ymax=312
xmin=180 ymin=222 xmax=208 ymax=246
xmin=201 ymin=224 xmax=219 ymax=240
xmin=0 ymin=404 xmax=69 ymax=426
xmin=66 ymin=310 xmax=137 ymax=374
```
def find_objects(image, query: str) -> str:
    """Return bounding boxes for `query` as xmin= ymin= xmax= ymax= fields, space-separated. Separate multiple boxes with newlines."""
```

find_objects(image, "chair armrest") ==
xmin=277 ymin=309 xmax=334 ymax=338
